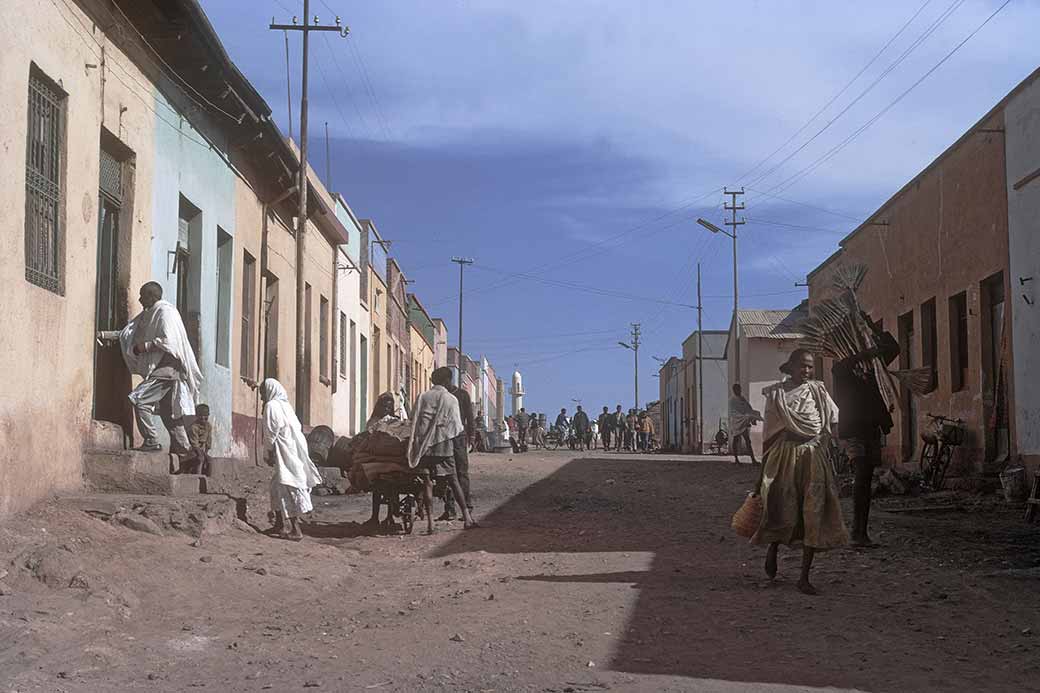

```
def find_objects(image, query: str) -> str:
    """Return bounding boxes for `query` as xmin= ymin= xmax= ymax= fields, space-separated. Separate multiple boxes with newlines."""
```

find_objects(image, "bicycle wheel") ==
xmin=401 ymin=496 xmax=415 ymax=535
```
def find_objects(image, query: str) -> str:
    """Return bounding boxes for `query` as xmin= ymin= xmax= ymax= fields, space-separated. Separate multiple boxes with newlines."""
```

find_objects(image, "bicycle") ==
xmin=542 ymin=426 xmax=564 ymax=451
xmin=919 ymin=412 xmax=966 ymax=491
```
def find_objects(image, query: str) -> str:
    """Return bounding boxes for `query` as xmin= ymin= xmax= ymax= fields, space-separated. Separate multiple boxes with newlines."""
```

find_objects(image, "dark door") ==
xmin=898 ymin=311 xmax=916 ymax=459
xmin=92 ymin=148 xmax=132 ymax=434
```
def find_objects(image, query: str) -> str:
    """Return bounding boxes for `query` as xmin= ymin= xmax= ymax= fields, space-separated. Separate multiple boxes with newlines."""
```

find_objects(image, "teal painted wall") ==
xmin=151 ymin=91 xmax=236 ymax=456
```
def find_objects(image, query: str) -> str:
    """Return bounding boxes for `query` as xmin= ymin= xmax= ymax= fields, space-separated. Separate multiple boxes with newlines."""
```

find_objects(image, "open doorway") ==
xmin=92 ymin=131 xmax=134 ymax=441
xmin=898 ymin=311 xmax=916 ymax=460
xmin=981 ymin=272 xmax=1008 ymax=465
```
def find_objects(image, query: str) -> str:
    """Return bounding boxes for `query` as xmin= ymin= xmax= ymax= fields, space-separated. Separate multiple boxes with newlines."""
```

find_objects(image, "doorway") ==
xmin=898 ymin=311 xmax=916 ymax=460
xmin=92 ymin=137 xmax=133 ymax=439
xmin=981 ymin=272 xmax=1008 ymax=464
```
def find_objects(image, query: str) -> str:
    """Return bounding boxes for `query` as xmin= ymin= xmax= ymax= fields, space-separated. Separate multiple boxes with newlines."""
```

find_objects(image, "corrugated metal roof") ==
xmin=736 ymin=308 xmax=807 ymax=340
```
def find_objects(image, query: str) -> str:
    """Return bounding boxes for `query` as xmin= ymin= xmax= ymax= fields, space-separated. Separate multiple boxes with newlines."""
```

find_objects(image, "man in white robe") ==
xmin=408 ymin=367 xmax=478 ymax=530
xmin=98 ymin=282 xmax=202 ymax=453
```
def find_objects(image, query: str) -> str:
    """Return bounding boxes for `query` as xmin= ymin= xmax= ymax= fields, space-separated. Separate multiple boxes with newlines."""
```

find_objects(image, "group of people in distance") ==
xmin=543 ymin=405 xmax=656 ymax=452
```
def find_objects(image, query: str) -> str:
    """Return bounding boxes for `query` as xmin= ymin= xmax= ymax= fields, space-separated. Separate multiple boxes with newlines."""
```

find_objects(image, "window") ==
xmin=387 ymin=344 xmax=393 ymax=393
xmin=372 ymin=326 xmax=381 ymax=395
xmin=177 ymin=196 xmax=200 ymax=355
xmin=949 ymin=291 xmax=968 ymax=392
xmin=374 ymin=288 xmax=383 ymax=313
xmin=339 ymin=311 xmax=347 ymax=378
xmin=359 ymin=333 xmax=368 ymax=430
xmin=921 ymin=298 xmax=937 ymax=393
xmin=319 ymin=294 xmax=329 ymax=381
xmin=264 ymin=272 xmax=279 ymax=378
xmin=25 ymin=66 xmax=67 ymax=294
xmin=215 ymin=229 xmax=232 ymax=367
xmin=241 ymin=251 xmax=256 ymax=378
xmin=349 ymin=320 xmax=358 ymax=434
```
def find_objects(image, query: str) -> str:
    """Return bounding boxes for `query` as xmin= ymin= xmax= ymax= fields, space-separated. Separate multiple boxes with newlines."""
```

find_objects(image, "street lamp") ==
xmin=618 ymin=340 xmax=639 ymax=410
xmin=697 ymin=215 xmax=740 ymax=384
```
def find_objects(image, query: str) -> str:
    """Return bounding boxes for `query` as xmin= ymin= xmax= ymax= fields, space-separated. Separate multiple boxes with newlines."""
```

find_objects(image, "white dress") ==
xmin=262 ymin=380 xmax=322 ymax=518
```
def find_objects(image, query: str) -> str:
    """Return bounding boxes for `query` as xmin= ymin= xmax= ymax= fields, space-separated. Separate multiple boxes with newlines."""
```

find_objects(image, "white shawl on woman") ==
xmin=261 ymin=379 xmax=322 ymax=491
xmin=761 ymin=379 xmax=839 ymax=454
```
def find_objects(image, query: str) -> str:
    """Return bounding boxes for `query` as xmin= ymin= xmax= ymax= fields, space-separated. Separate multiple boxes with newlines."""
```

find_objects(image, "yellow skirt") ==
xmin=751 ymin=434 xmax=848 ymax=550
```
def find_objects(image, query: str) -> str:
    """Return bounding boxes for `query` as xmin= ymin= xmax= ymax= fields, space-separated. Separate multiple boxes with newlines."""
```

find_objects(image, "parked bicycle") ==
xmin=542 ymin=426 xmax=565 ymax=451
xmin=919 ymin=412 xmax=966 ymax=491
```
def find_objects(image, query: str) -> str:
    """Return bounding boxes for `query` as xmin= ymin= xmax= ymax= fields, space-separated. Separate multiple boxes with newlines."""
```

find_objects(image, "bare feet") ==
xmin=796 ymin=579 xmax=818 ymax=596
xmin=765 ymin=544 xmax=778 ymax=580
xmin=464 ymin=521 xmax=481 ymax=530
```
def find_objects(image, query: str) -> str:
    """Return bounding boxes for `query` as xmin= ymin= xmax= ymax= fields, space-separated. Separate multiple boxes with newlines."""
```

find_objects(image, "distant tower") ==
xmin=511 ymin=368 xmax=524 ymax=416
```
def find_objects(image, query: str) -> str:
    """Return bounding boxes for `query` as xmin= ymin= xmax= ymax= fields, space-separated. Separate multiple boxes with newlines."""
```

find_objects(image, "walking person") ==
xmin=260 ymin=379 xmax=322 ymax=541
xmin=410 ymin=367 xmax=478 ymax=530
xmin=831 ymin=314 xmax=899 ymax=548
xmin=613 ymin=405 xmax=627 ymax=451
xmin=97 ymin=281 xmax=202 ymax=453
xmin=443 ymin=369 xmax=476 ymax=521
xmin=730 ymin=384 xmax=762 ymax=464
xmin=751 ymin=349 xmax=847 ymax=595
xmin=625 ymin=410 xmax=638 ymax=451
xmin=596 ymin=406 xmax=613 ymax=451
xmin=516 ymin=408 xmax=531 ymax=446
xmin=572 ymin=405 xmax=590 ymax=451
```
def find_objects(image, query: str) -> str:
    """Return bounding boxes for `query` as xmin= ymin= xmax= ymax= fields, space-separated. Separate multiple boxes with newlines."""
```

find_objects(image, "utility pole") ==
xmin=724 ymin=187 xmax=745 ymax=385
xmin=631 ymin=323 xmax=641 ymax=410
xmin=451 ymin=257 xmax=474 ymax=385
xmin=697 ymin=262 xmax=704 ymax=454
xmin=270 ymin=4 xmax=348 ymax=417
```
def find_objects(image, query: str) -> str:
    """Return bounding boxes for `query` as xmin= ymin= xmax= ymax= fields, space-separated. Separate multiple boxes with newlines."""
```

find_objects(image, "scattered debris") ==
xmin=449 ymin=633 xmax=465 ymax=642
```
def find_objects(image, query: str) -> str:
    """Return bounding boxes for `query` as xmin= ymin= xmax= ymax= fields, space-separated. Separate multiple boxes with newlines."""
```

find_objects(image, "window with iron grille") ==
xmin=24 ymin=67 xmax=67 ymax=294
xmin=320 ymin=295 xmax=330 ymax=381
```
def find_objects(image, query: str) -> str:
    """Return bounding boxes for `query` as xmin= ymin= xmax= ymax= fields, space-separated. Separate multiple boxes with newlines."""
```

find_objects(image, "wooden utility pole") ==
xmin=723 ymin=187 xmax=745 ymax=384
xmin=451 ymin=257 xmax=474 ymax=384
xmin=697 ymin=262 xmax=704 ymax=453
xmin=631 ymin=323 xmax=641 ymax=410
xmin=270 ymin=4 xmax=348 ymax=417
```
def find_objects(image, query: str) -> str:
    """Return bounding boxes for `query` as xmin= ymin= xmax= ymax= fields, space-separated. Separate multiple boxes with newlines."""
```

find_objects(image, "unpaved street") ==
xmin=3 ymin=450 xmax=1040 ymax=692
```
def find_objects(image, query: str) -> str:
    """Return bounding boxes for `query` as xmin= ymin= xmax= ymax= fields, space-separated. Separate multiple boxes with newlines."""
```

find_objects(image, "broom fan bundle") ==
xmin=800 ymin=265 xmax=932 ymax=408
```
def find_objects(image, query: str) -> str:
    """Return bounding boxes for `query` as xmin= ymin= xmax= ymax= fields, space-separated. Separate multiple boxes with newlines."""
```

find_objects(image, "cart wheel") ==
xmin=401 ymin=496 xmax=415 ymax=535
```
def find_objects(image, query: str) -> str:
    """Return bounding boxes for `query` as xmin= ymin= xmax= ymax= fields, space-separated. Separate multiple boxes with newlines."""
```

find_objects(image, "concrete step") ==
xmin=89 ymin=419 xmax=128 ymax=451
xmin=83 ymin=448 xmax=202 ymax=496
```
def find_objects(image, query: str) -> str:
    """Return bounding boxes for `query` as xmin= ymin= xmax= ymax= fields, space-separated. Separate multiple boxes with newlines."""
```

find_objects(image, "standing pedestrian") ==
xmin=831 ymin=314 xmax=899 ymax=548
xmin=597 ymin=406 xmax=613 ymax=451
xmin=443 ymin=369 xmax=476 ymax=521
xmin=572 ymin=406 xmax=590 ymax=451
xmin=729 ymin=384 xmax=762 ymax=464
xmin=260 ymin=379 xmax=322 ymax=541
xmin=516 ymin=407 xmax=531 ymax=446
xmin=613 ymin=405 xmax=627 ymax=451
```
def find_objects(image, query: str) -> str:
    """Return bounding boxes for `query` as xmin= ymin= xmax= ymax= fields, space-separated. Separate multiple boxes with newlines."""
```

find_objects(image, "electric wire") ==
xmin=764 ymin=0 xmax=1014 ymax=196
xmin=745 ymin=0 xmax=966 ymax=189
xmin=736 ymin=0 xmax=935 ymax=183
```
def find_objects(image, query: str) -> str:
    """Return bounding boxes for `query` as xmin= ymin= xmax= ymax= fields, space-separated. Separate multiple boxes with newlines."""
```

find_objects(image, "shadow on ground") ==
xmin=431 ymin=454 xmax=1036 ymax=692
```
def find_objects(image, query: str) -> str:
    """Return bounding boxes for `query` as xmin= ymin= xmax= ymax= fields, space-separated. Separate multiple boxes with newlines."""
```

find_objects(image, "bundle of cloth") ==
xmin=344 ymin=417 xmax=414 ymax=491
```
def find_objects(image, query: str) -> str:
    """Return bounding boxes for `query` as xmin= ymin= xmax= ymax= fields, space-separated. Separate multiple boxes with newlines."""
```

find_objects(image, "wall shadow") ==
xmin=430 ymin=455 xmax=1010 ymax=692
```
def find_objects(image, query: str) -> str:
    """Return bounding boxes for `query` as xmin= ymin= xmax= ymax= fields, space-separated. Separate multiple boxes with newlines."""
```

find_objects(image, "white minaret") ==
xmin=511 ymin=369 xmax=524 ymax=416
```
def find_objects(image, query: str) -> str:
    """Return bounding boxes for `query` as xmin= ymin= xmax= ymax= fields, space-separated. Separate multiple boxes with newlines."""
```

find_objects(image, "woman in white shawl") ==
xmin=261 ymin=379 xmax=322 ymax=541
xmin=751 ymin=349 xmax=848 ymax=595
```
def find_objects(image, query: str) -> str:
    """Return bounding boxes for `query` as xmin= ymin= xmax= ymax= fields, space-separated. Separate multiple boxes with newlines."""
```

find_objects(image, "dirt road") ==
xmin=2 ymin=450 xmax=1040 ymax=692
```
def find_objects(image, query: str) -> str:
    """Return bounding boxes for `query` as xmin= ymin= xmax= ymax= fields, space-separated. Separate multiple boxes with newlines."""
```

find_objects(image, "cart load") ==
xmin=339 ymin=418 xmax=413 ymax=492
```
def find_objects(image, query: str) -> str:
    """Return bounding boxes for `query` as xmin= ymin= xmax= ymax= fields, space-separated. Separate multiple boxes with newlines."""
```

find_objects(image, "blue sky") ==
xmin=200 ymin=0 xmax=1036 ymax=414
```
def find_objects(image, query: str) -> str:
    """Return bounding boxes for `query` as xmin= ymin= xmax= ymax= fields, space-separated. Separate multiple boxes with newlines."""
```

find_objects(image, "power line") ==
xmin=744 ymin=217 xmax=846 ymax=235
xmin=765 ymin=0 xmax=1013 ymax=195
xmin=745 ymin=0 xmax=966 ymax=189
xmin=468 ymin=265 xmax=697 ymax=308
xmin=737 ymin=0 xmax=935 ymax=183
xmin=744 ymin=188 xmax=865 ymax=222
xmin=321 ymin=33 xmax=381 ymax=141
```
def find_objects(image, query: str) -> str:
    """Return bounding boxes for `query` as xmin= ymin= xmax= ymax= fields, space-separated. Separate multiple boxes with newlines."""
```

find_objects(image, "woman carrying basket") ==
xmin=750 ymin=349 xmax=848 ymax=595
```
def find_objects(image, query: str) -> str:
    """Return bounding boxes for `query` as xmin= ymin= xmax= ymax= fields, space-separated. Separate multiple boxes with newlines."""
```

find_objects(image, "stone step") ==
xmin=83 ymin=448 xmax=204 ymax=496
xmin=89 ymin=419 xmax=127 ymax=451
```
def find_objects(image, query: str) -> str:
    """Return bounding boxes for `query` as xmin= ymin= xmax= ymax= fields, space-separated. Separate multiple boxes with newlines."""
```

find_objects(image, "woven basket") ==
xmin=731 ymin=493 xmax=764 ymax=538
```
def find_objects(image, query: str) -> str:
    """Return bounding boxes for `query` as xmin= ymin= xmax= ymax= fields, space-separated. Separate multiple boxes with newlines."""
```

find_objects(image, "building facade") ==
xmin=725 ymin=308 xmax=807 ymax=457
xmin=1004 ymin=72 xmax=1040 ymax=471
xmin=808 ymin=82 xmax=1020 ymax=470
